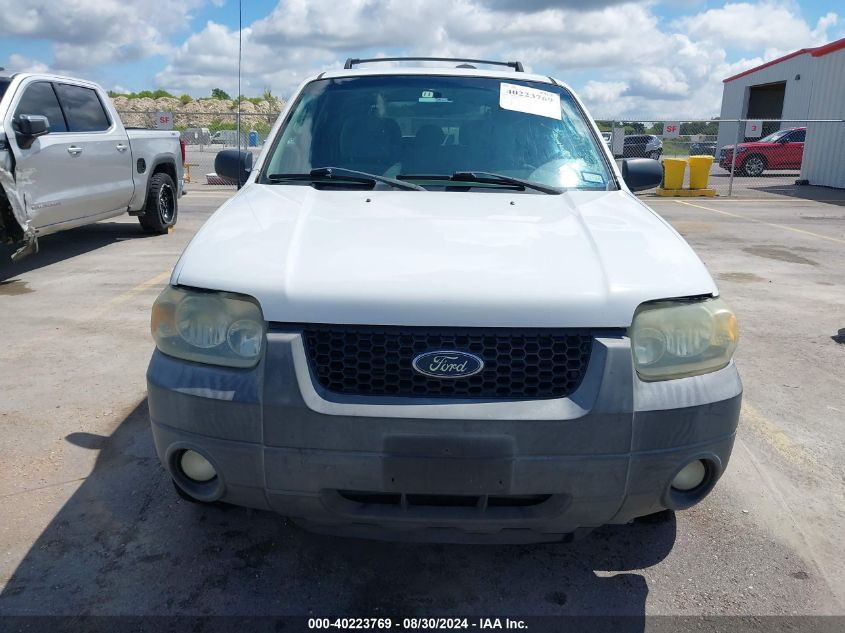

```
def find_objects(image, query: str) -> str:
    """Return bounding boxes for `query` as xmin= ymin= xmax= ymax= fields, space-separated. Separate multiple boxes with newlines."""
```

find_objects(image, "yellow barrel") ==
xmin=688 ymin=155 xmax=714 ymax=189
xmin=662 ymin=158 xmax=687 ymax=190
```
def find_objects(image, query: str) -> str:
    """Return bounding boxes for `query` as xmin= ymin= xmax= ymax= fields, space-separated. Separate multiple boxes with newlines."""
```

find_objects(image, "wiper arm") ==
xmin=451 ymin=171 xmax=562 ymax=195
xmin=268 ymin=167 xmax=425 ymax=191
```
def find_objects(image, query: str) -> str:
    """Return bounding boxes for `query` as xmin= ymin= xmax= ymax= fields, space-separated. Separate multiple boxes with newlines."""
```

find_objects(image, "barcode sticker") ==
xmin=499 ymin=83 xmax=561 ymax=120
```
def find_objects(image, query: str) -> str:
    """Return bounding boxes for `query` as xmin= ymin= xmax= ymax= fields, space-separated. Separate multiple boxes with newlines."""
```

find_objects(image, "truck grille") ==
xmin=302 ymin=326 xmax=593 ymax=399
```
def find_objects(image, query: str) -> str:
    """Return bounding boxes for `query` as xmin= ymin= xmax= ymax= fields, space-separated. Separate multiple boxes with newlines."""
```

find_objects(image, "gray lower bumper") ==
xmin=147 ymin=332 xmax=742 ymax=543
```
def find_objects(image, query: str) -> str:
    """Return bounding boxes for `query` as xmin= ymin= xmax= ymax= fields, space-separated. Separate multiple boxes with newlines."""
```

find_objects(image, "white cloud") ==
xmin=674 ymin=2 xmax=838 ymax=52
xmin=154 ymin=0 xmax=765 ymax=118
xmin=0 ymin=0 xmax=210 ymax=69
xmin=3 ymin=0 xmax=841 ymax=119
xmin=4 ymin=53 xmax=49 ymax=73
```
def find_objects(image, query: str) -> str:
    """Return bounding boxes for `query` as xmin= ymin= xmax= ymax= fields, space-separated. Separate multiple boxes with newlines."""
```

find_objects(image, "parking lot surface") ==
xmin=1 ymin=187 xmax=843 ymax=622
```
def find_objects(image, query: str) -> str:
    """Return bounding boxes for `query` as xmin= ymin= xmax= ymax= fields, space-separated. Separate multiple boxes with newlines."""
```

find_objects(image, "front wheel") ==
xmin=741 ymin=155 xmax=766 ymax=177
xmin=139 ymin=172 xmax=178 ymax=234
xmin=649 ymin=150 xmax=661 ymax=160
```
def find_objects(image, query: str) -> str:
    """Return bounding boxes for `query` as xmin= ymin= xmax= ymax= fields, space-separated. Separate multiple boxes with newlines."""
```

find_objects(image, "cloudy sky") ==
xmin=0 ymin=0 xmax=841 ymax=118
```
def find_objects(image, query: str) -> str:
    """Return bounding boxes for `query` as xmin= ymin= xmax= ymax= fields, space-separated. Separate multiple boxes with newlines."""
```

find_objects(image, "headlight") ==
xmin=151 ymin=286 xmax=266 ymax=368
xmin=630 ymin=297 xmax=738 ymax=381
xmin=735 ymin=146 xmax=748 ymax=154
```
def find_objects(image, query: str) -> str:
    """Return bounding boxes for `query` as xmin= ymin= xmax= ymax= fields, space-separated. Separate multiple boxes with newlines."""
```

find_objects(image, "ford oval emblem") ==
xmin=412 ymin=350 xmax=485 ymax=379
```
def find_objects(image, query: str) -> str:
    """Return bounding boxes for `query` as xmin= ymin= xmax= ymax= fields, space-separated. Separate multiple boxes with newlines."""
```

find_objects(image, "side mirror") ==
xmin=214 ymin=149 xmax=253 ymax=188
xmin=14 ymin=114 xmax=50 ymax=149
xmin=621 ymin=158 xmax=663 ymax=192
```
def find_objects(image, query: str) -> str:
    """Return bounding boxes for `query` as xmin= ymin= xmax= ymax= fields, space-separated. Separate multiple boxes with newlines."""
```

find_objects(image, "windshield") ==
xmin=261 ymin=75 xmax=613 ymax=191
xmin=758 ymin=129 xmax=792 ymax=143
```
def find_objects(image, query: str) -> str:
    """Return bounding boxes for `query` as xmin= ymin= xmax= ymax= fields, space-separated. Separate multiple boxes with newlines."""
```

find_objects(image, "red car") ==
xmin=719 ymin=127 xmax=805 ymax=176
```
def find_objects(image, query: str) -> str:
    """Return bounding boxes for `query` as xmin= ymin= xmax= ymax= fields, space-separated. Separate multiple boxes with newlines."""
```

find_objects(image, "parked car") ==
xmin=0 ymin=72 xmax=183 ymax=260
xmin=182 ymin=127 xmax=211 ymax=145
xmin=689 ymin=141 xmax=717 ymax=157
xmin=718 ymin=127 xmax=805 ymax=176
xmin=210 ymin=130 xmax=246 ymax=145
xmin=623 ymin=134 xmax=662 ymax=159
xmin=147 ymin=58 xmax=741 ymax=543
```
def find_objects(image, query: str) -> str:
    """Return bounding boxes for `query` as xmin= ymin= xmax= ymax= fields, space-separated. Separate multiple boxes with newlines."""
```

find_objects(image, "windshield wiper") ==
xmin=268 ymin=167 xmax=425 ymax=191
xmin=451 ymin=172 xmax=562 ymax=195
xmin=398 ymin=171 xmax=561 ymax=195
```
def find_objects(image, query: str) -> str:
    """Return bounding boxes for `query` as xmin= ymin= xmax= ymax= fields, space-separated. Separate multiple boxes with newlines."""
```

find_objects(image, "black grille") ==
xmin=302 ymin=326 xmax=593 ymax=399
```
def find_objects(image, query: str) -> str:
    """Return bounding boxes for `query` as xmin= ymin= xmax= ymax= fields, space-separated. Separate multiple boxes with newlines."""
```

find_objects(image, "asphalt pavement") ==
xmin=1 ymin=186 xmax=843 ymax=628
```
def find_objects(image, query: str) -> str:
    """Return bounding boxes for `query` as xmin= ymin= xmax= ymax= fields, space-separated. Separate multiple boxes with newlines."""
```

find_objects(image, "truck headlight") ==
xmin=630 ymin=297 xmax=738 ymax=381
xmin=151 ymin=286 xmax=266 ymax=368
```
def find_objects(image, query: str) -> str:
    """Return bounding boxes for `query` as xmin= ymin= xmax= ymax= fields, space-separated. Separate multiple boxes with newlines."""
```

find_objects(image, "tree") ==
xmin=211 ymin=88 xmax=231 ymax=100
xmin=622 ymin=121 xmax=645 ymax=134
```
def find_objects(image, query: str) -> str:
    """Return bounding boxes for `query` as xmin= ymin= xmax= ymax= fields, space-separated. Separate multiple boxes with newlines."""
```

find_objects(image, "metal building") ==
xmin=716 ymin=37 xmax=845 ymax=189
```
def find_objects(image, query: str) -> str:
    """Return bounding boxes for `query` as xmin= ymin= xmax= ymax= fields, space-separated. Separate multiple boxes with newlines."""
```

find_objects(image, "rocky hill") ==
xmin=110 ymin=95 xmax=285 ymax=130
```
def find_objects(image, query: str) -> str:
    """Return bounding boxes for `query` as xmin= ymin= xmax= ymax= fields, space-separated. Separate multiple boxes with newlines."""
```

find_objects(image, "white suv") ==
xmin=147 ymin=58 xmax=741 ymax=543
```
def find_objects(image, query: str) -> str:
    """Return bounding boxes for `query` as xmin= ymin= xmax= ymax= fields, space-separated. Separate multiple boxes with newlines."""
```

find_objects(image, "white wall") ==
xmin=800 ymin=48 xmax=845 ymax=188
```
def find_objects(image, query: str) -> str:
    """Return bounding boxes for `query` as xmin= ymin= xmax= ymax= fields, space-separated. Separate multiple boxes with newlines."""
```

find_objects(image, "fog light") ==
xmin=180 ymin=450 xmax=216 ymax=482
xmin=672 ymin=460 xmax=707 ymax=491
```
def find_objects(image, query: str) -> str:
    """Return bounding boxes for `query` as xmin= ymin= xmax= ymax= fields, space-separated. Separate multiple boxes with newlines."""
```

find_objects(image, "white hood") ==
xmin=172 ymin=185 xmax=717 ymax=328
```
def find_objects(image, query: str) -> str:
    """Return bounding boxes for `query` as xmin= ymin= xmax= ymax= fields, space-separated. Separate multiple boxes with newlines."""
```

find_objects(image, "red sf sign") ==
xmin=153 ymin=111 xmax=174 ymax=131
xmin=663 ymin=121 xmax=681 ymax=138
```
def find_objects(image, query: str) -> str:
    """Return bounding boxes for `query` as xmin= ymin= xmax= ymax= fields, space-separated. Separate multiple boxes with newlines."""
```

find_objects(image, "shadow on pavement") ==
xmin=0 ymin=221 xmax=154 ymax=282
xmin=748 ymin=184 xmax=845 ymax=206
xmin=1 ymin=400 xmax=676 ymax=626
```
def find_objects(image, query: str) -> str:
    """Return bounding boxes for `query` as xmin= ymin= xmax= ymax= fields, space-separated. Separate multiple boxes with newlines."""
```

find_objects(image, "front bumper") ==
xmin=147 ymin=331 xmax=742 ymax=543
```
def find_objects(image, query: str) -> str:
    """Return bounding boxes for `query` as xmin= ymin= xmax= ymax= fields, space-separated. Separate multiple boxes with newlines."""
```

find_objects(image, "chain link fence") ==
xmin=117 ymin=110 xmax=282 ymax=187
xmin=120 ymin=109 xmax=843 ymax=195
xmin=596 ymin=118 xmax=845 ymax=197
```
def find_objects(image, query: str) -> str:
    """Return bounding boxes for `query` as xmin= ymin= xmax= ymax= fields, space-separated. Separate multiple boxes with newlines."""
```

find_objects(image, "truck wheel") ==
xmin=139 ymin=172 xmax=178 ymax=234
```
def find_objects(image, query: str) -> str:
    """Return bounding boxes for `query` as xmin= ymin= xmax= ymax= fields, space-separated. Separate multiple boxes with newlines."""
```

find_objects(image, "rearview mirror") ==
xmin=214 ymin=149 xmax=253 ymax=188
xmin=621 ymin=158 xmax=663 ymax=192
xmin=14 ymin=114 xmax=50 ymax=149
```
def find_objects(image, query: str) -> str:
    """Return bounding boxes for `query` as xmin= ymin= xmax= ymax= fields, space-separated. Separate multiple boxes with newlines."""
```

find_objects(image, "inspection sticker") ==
xmin=499 ymin=83 xmax=561 ymax=120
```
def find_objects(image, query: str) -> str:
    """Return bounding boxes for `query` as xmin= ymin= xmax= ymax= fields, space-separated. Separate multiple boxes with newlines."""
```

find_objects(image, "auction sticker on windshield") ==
xmin=499 ymin=82 xmax=561 ymax=120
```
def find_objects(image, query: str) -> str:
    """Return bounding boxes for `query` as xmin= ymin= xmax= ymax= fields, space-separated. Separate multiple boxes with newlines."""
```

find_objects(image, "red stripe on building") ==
xmin=723 ymin=37 xmax=845 ymax=83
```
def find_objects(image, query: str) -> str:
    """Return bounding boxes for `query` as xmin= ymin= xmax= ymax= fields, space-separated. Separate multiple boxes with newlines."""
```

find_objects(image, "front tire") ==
xmin=139 ymin=172 xmax=178 ymax=234
xmin=741 ymin=154 xmax=766 ymax=177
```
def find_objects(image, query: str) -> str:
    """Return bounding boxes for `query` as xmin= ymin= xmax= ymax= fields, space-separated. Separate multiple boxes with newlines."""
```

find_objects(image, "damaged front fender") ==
xmin=0 ymin=129 xmax=38 ymax=261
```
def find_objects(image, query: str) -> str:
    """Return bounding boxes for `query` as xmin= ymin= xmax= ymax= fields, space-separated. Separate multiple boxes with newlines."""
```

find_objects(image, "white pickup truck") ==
xmin=0 ymin=73 xmax=183 ymax=260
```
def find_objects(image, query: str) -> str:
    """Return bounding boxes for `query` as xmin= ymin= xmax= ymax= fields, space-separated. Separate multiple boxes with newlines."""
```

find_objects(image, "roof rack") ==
xmin=343 ymin=57 xmax=524 ymax=72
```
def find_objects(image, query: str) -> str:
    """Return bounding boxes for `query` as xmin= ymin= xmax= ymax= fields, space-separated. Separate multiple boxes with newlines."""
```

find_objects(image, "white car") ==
xmin=147 ymin=58 xmax=741 ymax=543
xmin=0 ymin=73 xmax=183 ymax=260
